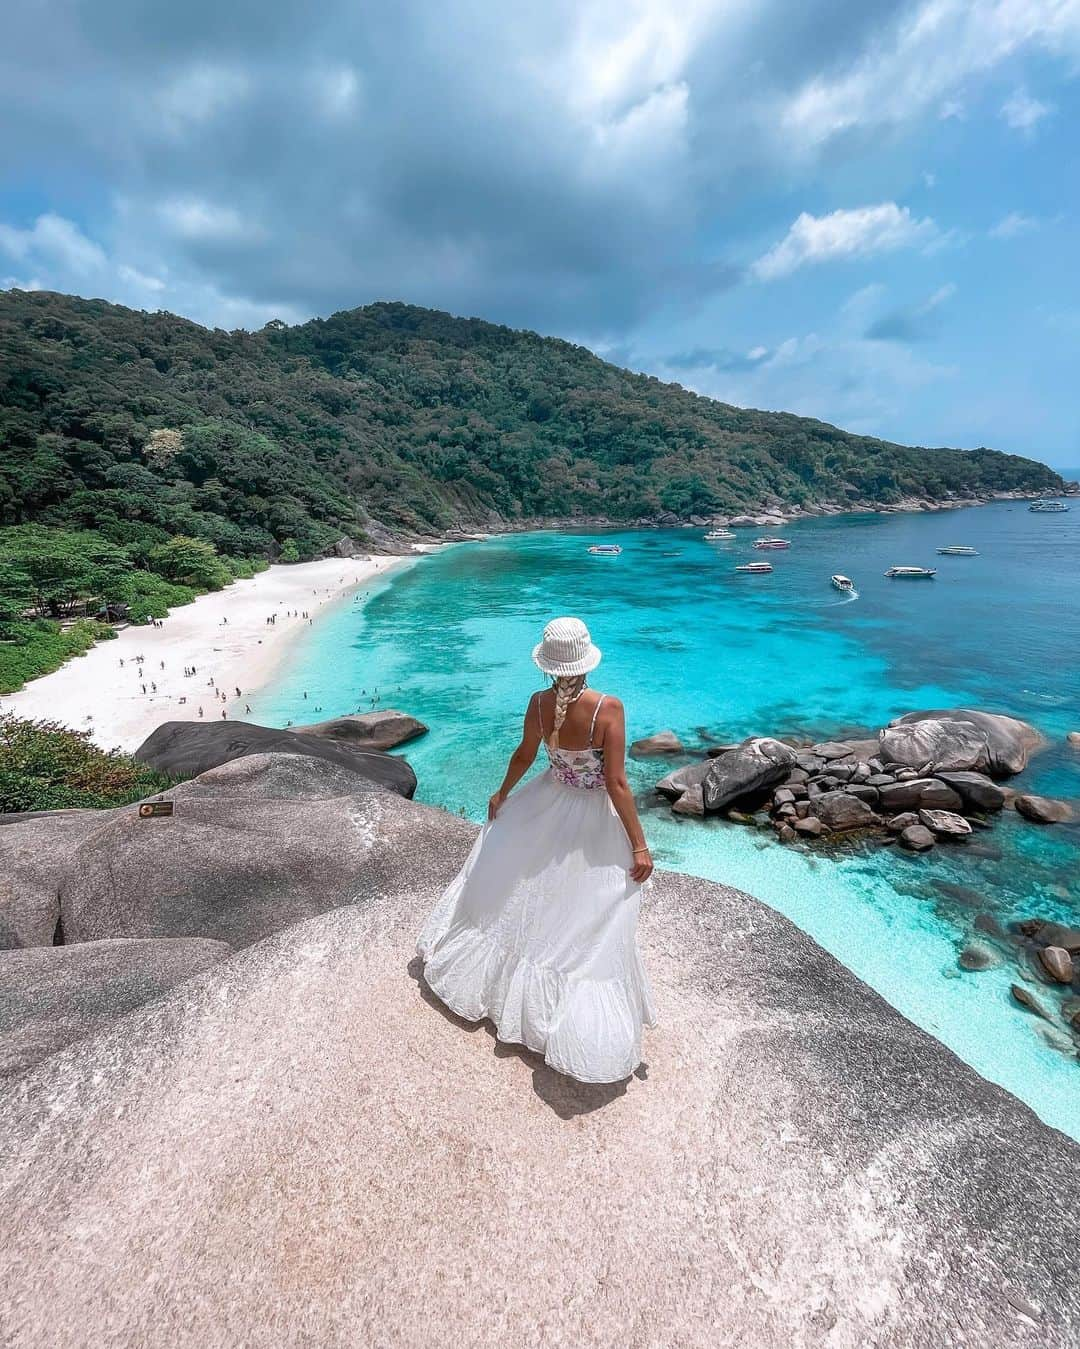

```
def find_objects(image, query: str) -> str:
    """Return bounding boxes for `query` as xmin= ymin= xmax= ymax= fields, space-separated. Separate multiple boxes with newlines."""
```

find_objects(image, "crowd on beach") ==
xmin=86 ymin=578 xmax=373 ymax=729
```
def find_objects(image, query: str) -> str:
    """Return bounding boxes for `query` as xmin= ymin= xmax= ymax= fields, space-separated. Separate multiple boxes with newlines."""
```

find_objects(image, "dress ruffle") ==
xmin=419 ymin=913 xmax=656 ymax=1084
xmin=417 ymin=770 xmax=656 ymax=1084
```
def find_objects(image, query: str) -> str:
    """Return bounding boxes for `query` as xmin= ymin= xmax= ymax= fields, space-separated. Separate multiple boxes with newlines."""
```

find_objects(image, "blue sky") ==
xmin=1 ymin=1 xmax=1078 ymax=467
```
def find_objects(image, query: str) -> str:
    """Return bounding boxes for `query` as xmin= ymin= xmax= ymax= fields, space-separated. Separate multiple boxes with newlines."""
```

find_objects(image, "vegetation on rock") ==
xmin=0 ymin=714 xmax=173 ymax=812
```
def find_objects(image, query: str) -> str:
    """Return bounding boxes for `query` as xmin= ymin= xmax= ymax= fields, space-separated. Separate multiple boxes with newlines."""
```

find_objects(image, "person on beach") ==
xmin=417 ymin=617 xmax=656 ymax=1085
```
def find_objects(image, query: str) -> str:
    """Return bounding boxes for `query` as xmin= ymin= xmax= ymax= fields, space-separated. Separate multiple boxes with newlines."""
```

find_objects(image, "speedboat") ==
xmin=735 ymin=561 xmax=773 ymax=573
xmin=831 ymin=574 xmax=855 ymax=592
xmin=937 ymin=545 xmax=979 ymax=555
xmin=885 ymin=565 xmax=936 ymax=578
xmin=704 ymin=528 xmax=736 ymax=541
xmin=587 ymin=544 xmax=622 ymax=555
xmin=1029 ymin=500 xmax=1070 ymax=513
xmin=752 ymin=537 xmax=791 ymax=550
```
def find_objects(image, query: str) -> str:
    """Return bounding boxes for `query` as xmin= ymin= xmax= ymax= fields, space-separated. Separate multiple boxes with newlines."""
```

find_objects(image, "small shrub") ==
xmin=0 ymin=714 xmax=175 ymax=812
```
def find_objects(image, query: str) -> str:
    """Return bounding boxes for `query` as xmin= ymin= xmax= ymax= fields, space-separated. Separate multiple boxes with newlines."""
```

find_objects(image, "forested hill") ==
xmin=0 ymin=289 xmax=1062 ymax=559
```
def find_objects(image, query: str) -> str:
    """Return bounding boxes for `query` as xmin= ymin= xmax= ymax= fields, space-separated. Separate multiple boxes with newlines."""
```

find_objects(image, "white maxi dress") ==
xmin=417 ymin=695 xmax=656 ymax=1083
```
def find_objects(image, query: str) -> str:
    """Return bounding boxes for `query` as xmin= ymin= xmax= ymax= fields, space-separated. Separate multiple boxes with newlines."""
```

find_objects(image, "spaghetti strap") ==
xmin=536 ymin=692 xmax=545 ymax=738
xmin=587 ymin=694 xmax=606 ymax=746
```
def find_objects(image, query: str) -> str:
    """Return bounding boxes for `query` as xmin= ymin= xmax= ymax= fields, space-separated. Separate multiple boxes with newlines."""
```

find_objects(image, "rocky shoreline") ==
xmin=329 ymin=483 xmax=1080 ymax=555
xmin=648 ymin=708 xmax=1074 ymax=851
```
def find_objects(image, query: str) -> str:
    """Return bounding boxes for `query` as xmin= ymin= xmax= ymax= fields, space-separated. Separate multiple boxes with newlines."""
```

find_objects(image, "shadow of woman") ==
xmin=407 ymin=957 xmax=642 ymax=1120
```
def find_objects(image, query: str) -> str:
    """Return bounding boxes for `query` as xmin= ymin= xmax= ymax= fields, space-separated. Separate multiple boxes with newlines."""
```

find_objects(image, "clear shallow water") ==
xmin=251 ymin=502 xmax=1080 ymax=1138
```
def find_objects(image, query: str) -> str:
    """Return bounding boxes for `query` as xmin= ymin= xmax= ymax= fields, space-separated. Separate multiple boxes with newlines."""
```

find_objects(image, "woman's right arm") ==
xmin=600 ymin=698 xmax=653 ymax=882
xmin=489 ymin=692 xmax=543 ymax=819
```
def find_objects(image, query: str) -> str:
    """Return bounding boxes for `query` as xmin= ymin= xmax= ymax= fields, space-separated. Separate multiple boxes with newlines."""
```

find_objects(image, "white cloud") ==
xmin=1000 ymin=86 xmax=1053 ymax=132
xmin=780 ymin=0 xmax=1080 ymax=150
xmin=158 ymin=198 xmax=254 ymax=242
xmin=922 ymin=171 xmax=937 ymax=188
xmin=751 ymin=203 xmax=939 ymax=282
xmin=747 ymin=344 xmax=768 ymax=360
xmin=0 ymin=212 xmax=107 ymax=276
xmin=0 ymin=211 xmax=300 ymax=329
xmin=990 ymin=210 xmax=1040 ymax=238
xmin=156 ymin=64 xmax=251 ymax=135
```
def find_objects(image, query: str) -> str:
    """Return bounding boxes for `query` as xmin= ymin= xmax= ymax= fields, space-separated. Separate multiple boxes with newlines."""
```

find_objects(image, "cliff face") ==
xmin=1 ymin=752 xmax=1078 ymax=1346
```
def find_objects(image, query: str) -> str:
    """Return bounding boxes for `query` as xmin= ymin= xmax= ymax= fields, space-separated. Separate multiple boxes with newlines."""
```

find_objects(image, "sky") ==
xmin=1 ymin=0 xmax=1078 ymax=467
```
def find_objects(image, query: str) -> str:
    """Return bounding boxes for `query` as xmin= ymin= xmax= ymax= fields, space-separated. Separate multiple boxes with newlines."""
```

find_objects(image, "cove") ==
xmin=249 ymin=501 xmax=1080 ymax=1139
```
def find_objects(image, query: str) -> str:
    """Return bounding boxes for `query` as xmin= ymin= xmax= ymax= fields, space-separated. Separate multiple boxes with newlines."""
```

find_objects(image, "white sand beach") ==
xmin=1 ymin=555 xmax=412 ymax=753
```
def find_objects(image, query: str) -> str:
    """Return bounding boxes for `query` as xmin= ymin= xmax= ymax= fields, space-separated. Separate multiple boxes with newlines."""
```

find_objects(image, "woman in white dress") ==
xmin=417 ymin=617 xmax=656 ymax=1084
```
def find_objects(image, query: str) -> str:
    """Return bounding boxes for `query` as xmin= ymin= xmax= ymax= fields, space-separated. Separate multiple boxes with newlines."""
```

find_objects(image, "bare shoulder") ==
xmin=596 ymin=693 xmax=624 ymax=723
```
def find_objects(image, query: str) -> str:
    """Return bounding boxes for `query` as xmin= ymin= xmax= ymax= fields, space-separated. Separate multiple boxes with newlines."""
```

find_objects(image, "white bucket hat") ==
xmin=532 ymin=616 xmax=602 ymax=677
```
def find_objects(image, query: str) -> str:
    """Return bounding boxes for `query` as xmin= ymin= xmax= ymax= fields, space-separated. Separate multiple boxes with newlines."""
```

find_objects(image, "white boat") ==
xmin=1029 ymin=500 xmax=1070 ymax=513
xmin=704 ymin=528 xmax=736 ymax=541
xmin=937 ymin=545 xmax=979 ymax=556
xmin=831 ymin=574 xmax=855 ymax=591
xmin=752 ymin=537 xmax=791 ymax=550
xmin=587 ymin=544 xmax=622 ymax=555
xmin=735 ymin=561 xmax=773 ymax=574
xmin=885 ymin=565 xmax=936 ymax=579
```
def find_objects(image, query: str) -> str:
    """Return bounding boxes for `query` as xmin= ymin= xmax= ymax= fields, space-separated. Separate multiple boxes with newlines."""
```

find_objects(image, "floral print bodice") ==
xmin=540 ymin=694 xmax=608 ymax=791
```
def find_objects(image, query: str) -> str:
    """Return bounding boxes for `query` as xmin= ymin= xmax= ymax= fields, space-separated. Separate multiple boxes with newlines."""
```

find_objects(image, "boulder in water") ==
xmin=702 ymin=739 xmax=798 ymax=813
xmin=671 ymin=784 xmax=705 ymax=816
xmin=295 ymin=710 xmax=428 ymax=751
xmin=1068 ymin=732 xmax=1080 ymax=749
xmin=899 ymin=824 xmax=935 ymax=852
xmin=958 ymin=943 xmax=1002 ymax=972
xmin=135 ymin=719 xmax=416 ymax=798
xmin=877 ymin=779 xmax=963 ymax=813
xmin=918 ymin=809 xmax=973 ymax=839
xmin=1038 ymin=946 xmax=1074 ymax=984
xmin=812 ymin=791 xmax=876 ymax=831
xmin=1011 ymin=984 xmax=1055 ymax=1022
xmin=933 ymin=771 xmax=1006 ymax=812
xmin=630 ymin=730 xmax=685 ymax=757
xmin=878 ymin=719 xmax=988 ymax=773
xmin=656 ymin=759 xmax=712 ymax=800
xmin=0 ymin=936 xmax=230 ymax=1078
xmin=793 ymin=815 xmax=826 ymax=837
xmin=888 ymin=709 xmax=1042 ymax=777
xmin=1014 ymin=794 xmax=1073 ymax=824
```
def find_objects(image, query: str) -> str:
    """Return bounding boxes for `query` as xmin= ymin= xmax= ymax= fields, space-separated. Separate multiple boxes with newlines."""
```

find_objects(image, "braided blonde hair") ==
xmin=547 ymin=674 xmax=585 ymax=751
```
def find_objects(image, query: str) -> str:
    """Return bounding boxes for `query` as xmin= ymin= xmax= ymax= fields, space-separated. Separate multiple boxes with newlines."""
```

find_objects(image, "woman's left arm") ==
xmin=488 ymin=692 xmax=543 ymax=819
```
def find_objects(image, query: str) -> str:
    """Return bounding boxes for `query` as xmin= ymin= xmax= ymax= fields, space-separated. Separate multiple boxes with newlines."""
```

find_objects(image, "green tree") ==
xmin=147 ymin=535 xmax=231 ymax=590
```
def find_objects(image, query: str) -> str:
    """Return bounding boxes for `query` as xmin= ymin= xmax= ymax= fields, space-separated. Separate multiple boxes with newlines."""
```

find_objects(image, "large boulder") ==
xmin=292 ymin=710 xmax=428 ymax=752
xmin=877 ymin=779 xmax=963 ymax=813
xmin=3 ymin=804 xmax=1080 ymax=1346
xmin=134 ymin=719 xmax=416 ymax=798
xmin=656 ymin=759 xmax=712 ymax=801
xmin=630 ymin=730 xmax=685 ymax=757
xmin=1014 ymin=794 xmax=1074 ymax=824
xmin=813 ymin=791 xmax=877 ymax=832
xmin=702 ymin=739 xmax=798 ymax=812
xmin=888 ymin=710 xmax=1042 ymax=777
xmin=933 ymin=771 xmax=1006 ymax=812
xmin=918 ymin=809 xmax=973 ymax=839
xmin=0 ymin=809 xmax=104 ymax=950
xmin=0 ymin=936 xmax=230 ymax=1079
xmin=878 ymin=719 xmax=988 ymax=773
xmin=56 ymin=754 xmax=464 ymax=949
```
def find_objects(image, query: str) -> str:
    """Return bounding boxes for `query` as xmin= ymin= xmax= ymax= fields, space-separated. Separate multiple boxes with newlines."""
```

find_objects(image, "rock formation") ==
xmin=1 ymin=752 xmax=1079 ymax=1345
xmin=134 ymin=718 xmax=417 ymax=797
xmin=293 ymin=709 xmax=428 ymax=751
xmin=654 ymin=708 xmax=1063 ymax=858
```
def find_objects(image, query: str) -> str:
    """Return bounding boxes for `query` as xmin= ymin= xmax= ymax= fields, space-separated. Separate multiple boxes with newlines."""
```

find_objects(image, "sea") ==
xmin=249 ymin=497 xmax=1080 ymax=1139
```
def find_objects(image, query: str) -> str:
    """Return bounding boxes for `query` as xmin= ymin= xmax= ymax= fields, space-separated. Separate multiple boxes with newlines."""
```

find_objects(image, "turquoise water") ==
xmin=250 ymin=502 xmax=1080 ymax=1138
